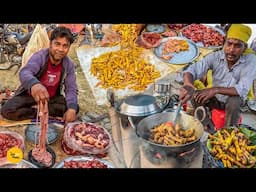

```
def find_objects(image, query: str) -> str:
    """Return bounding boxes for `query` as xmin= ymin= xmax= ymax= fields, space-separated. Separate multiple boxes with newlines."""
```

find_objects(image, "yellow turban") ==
xmin=227 ymin=24 xmax=252 ymax=44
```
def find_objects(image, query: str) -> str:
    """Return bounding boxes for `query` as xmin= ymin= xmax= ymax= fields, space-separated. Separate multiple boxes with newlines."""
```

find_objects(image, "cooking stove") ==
xmin=116 ymin=115 xmax=204 ymax=168
xmin=139 ymin=141 xmax=203 ymax=168
xmin=110 ymin=93 xmax=204 ymax=168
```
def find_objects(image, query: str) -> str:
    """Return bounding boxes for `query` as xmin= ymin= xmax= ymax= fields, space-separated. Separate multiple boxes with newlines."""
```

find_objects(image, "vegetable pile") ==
xmin=207 ymin=127 xmax=256 ymax=168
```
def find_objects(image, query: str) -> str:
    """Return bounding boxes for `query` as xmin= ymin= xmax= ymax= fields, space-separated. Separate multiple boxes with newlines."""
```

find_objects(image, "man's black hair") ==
xmin=50 ymin=26 xmax=74 ymax=44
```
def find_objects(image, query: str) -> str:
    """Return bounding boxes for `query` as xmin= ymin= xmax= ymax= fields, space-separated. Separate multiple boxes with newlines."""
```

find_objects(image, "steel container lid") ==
xmin=119 ymin=94 xmax=162 ymax=117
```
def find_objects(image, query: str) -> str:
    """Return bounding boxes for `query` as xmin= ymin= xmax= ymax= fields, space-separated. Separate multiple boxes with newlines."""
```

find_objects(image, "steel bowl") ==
xmin=28 ymin=145 xmax=56 ymax=168
xmin=154 ymin=82 xmax=171 ymax=94
xmin=146 ymin=24 xmax=166 ymax=33
xmin=119 ymin=94 xmax=162 ymax=117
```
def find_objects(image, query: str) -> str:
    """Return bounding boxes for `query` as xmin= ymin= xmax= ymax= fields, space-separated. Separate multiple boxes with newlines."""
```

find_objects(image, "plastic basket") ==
xmin=203 ymin=124 xmax=256 ymax=168
xmin=202 ymin=141 xmax=224 ymax=168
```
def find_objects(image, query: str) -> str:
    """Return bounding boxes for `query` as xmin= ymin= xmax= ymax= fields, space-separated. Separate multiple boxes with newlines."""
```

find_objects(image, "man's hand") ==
xmin=31 ymin=83 xmax=49 ymax=103
xmin=193 ymin=88 xmax=217 ymax=104
xmin=63 ymin=108 xmax=76 ymax=124
xmin=179 ymin=85 xmax=195 ymax=104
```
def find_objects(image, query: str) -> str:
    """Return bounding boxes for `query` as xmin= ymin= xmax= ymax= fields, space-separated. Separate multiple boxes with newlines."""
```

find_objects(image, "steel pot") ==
xmin=114 ymin=94 xmax=172 ymax=117
xmin=153 ymin=82 xmax=171 ymax=94
xmin=136 ymin=112 xmax=204 ymax=154
xmin=118 ymin=94 xmax=162 ymax=117
xmin=114 ymin=94 xmax=171 ymax=129
xmin=114 ymin=98 xmax=151 ymax=129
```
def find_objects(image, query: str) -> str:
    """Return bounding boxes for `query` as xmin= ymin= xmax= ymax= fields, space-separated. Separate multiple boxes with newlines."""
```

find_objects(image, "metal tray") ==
xmin=247 ymin=99 xmax=256 ymax=112
xmin=154 ymin=36 xmax=199 ymax=65
xmin=0 ymin=159 xmax=38 ymax=168
xmin=54 ymin=156 xmax=114 ymax=168
xmin=146 ymin=24 xmax=166 ymax=33
xmin=25 ymin=124 xmax=59 ymax=144
xmin=180 ymin=24 xmax=225 ymax=49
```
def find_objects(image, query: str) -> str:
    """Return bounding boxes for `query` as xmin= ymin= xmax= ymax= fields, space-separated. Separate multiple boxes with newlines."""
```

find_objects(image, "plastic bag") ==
xmin=63 ymin=122 xmax=111 ymax=155
xmin=0 ymin=131 xmax=24 ymax=166
xmin=100 ymin=24 xmax=121 ymax=47
xmin=21 ymin=24 xmax=49 ymax=70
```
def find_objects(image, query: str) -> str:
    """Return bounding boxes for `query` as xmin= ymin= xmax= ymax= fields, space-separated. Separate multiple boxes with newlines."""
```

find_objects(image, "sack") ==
xmin=21 ymin=24 xmax=49 ymax=70
xmin=100 ymin=24 xmax=121 ymax=47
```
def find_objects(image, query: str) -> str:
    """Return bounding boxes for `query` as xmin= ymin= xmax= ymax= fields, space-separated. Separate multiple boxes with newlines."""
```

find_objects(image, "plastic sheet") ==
xmin=0 ymin=131 xmax=24 ymax=166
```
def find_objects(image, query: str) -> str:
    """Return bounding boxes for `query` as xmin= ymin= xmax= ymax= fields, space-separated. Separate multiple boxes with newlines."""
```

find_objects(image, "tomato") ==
xmin=165 ymin=121 xmax=173 ymax=127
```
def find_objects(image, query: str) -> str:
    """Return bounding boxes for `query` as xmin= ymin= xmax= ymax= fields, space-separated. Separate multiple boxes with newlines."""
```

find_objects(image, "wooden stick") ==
xmin=108 ymin=106 xmax=124 ymax=158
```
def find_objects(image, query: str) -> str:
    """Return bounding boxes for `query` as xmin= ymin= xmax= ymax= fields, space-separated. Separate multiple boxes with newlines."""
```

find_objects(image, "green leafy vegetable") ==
xmin=239 ymin=127 xmax=256 ymax=145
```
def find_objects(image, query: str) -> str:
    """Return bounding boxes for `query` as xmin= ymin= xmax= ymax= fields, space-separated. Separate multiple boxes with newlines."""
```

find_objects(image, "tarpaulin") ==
xmin=57 ymin=24 xmax=85 ymax=33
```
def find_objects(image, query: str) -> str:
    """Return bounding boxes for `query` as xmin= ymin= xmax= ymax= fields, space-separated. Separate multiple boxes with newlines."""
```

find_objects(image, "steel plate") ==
xmin=54 ymin=156 xmax=115 ymax=168
xmin=25 ymin=124 xmax=59 ymax=144
xmin=0 ymin=159 xmax=38 ymax=168
xmin=154 ymin=36 xmax=199 ymax=65
xmin=247 ymin=99 xmax=256 ymax=112
xmin=146 ymin=24 xmax=166 ymax=33
xmin=180 ymin=24 xmax=225 ymax=49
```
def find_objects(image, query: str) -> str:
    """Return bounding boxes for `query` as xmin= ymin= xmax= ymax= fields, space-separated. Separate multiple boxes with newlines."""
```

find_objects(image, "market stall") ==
xmin=1 ymin=23 xmax=243 ymax=168
xmin=74 ymin=24 xmax=228 ymax=168
xmin=0 ymin=120 xmax=119 ymax=168
xmin=76 ymin=24 xmax=219 ymax=105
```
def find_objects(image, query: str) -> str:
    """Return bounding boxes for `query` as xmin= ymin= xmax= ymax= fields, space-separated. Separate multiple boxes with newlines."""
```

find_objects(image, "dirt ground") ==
xmin=0 ymin=34 xmax=108 ymax=117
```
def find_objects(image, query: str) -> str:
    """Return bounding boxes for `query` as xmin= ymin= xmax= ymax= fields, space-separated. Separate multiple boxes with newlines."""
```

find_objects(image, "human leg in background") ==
xmin=48 ymin=95 xmax=79 ymax=118
xmin=48 ymin=95 xmax=67 ymax=117
xmin=224 ymin=96 xmax=242 ymax=126
xmin=1 ymin=94 xmax=37 ymax=120
xmin=192 ymin=95 xmax=225 ymax=133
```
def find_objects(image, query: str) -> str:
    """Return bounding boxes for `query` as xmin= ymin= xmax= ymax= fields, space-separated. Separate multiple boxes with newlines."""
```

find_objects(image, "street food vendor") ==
xmin=179 ymin=24 xmax=256 ymax=127
xmin=1 ymin=26 xmax=79 ymax=124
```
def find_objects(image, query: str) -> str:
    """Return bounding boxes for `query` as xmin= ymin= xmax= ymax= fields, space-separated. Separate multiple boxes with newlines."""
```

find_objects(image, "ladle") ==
xmin=173 ymin=103 xmax=182 ymax=126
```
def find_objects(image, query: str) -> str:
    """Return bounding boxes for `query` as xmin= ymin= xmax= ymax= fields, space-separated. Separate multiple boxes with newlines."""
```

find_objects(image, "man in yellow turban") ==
xmin=179 ymin=24 xmax=256 ymax=129
xmin=227 ymin=24 xmax=251 ymax=43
